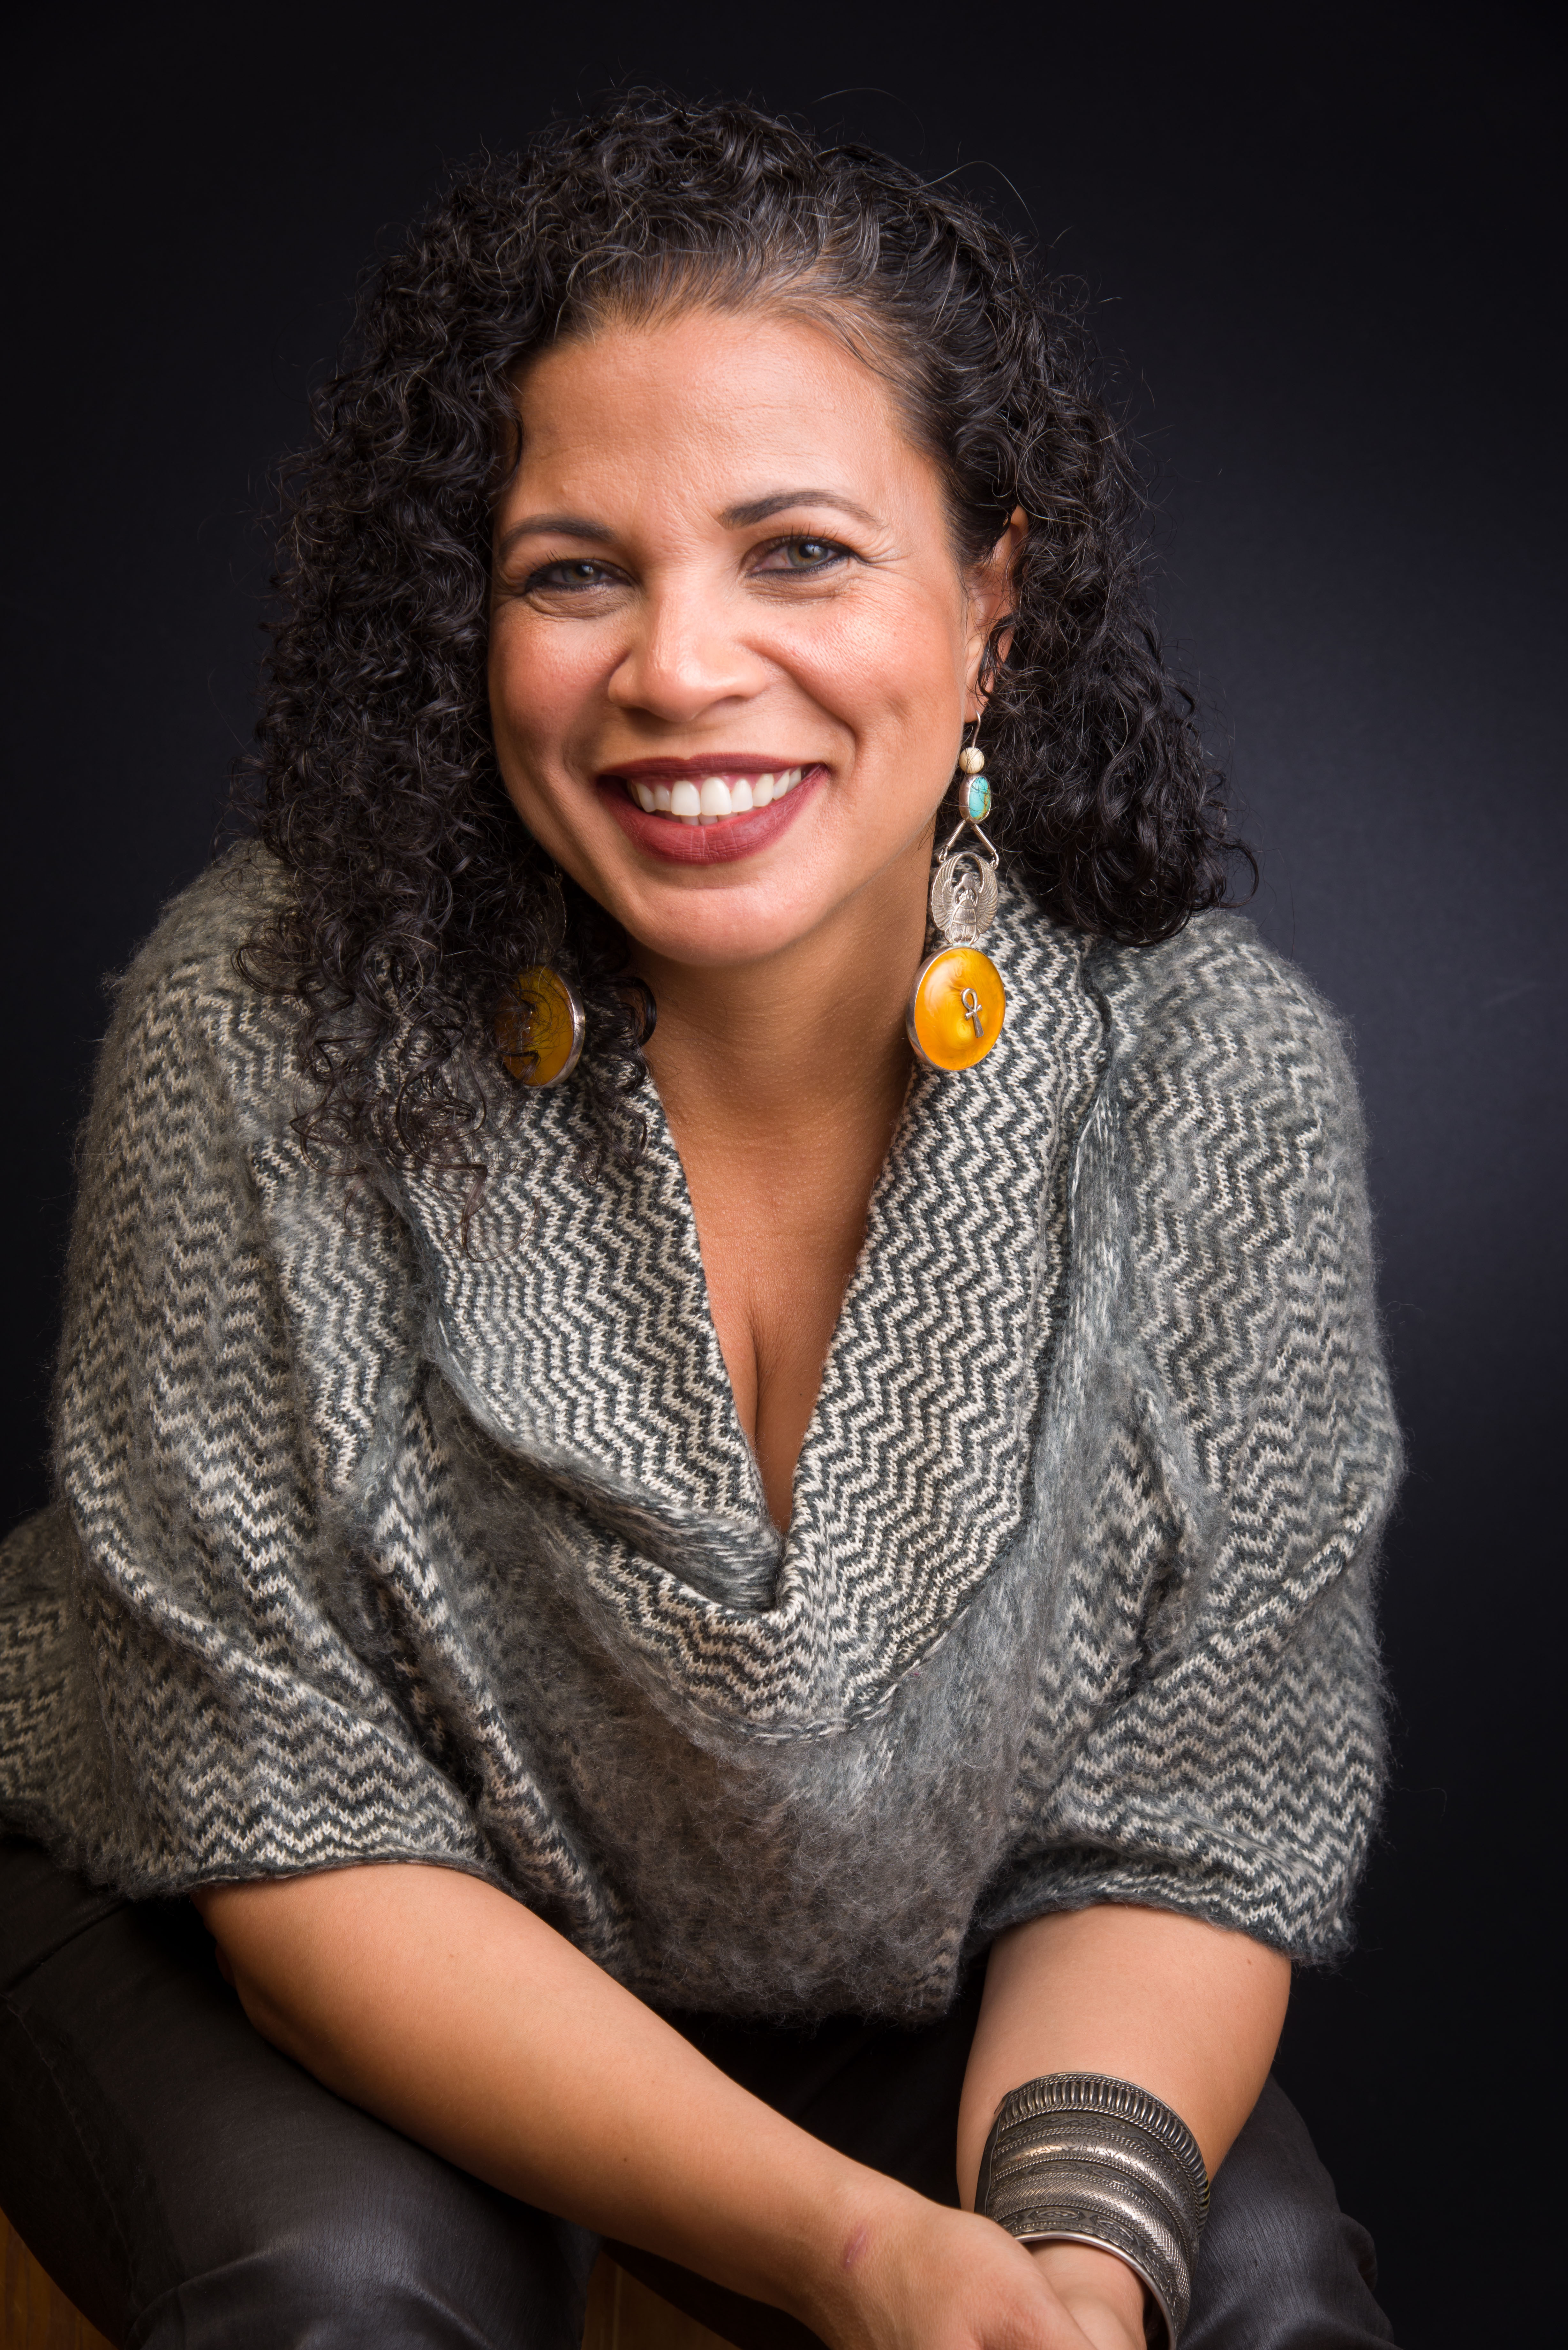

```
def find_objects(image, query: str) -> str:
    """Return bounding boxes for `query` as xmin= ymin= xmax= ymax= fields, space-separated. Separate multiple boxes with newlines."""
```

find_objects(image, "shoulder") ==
xmin=1080 ymin=916 xmax=1375 ymax=1240
xmin=100 ymin=845 xmax=299 ymax=1072
xmin=1079 ymin=923 xmax=1389 ymax=1398
xmin=79 ymin=846 xmax=310 ymax=1165
xmin=110 ymin=843 xmax=290 ymax=1010
xmin=1090 ymin=913 xmax=1361 ymax=1127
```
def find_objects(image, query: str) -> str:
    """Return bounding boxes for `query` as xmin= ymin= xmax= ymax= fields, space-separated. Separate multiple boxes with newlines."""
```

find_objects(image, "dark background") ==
xmin=4 ymin=4 xmax=1561 ymax=2339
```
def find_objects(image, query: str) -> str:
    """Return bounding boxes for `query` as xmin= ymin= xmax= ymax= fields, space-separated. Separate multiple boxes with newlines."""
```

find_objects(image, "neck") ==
xmin=633 ymin=836 xmax=931 ymax=1143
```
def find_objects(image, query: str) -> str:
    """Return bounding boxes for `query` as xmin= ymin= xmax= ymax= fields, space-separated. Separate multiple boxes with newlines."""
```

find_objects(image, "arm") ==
xmin=959 ymin=946 xmax=1397 ymax=2340
xmin=956 ymin=1906 xmax=1290 ymax=2348
xmin=198 ymin=1861 xmax=1144 ymax=2350
xmin=49 ymin=882 xmax=488 ymax=1898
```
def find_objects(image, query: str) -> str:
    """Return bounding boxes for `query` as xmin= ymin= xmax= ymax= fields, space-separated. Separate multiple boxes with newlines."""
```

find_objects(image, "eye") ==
xmin=522 ymin=558 xmax=622 ymax=594
xmin=754 ymin=535 xmax=853 ymax=575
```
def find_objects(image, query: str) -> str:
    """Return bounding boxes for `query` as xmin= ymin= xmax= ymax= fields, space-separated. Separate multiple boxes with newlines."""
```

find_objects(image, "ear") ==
xmin=965 ymin=508 xmax=1028 ymax=716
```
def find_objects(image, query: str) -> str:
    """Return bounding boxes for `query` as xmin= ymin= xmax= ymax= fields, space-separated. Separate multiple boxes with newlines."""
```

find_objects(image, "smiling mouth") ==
xmin=614 ymin=767 xmax=808 ymax=826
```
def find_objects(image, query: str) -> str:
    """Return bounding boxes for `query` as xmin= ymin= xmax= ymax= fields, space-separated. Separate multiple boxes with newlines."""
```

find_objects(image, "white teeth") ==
xmin=629 ymin=769 xmax=806 ymax=825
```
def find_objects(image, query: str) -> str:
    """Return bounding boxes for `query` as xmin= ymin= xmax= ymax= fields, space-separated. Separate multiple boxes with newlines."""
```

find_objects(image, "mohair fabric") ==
xmin=0 ymin=852 xmax=1400 ymax=2021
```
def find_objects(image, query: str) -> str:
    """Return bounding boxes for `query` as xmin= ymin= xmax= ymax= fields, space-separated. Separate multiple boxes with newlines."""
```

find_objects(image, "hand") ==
xmin=1029 ymin=2244 xmax=1148 ymax=2350
xmin=811 ymin=2191 xmax=1146 ymax=2350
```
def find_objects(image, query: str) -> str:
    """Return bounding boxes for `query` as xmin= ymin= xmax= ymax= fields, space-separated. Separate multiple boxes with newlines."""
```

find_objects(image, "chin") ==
xmin=619 ymin=900 xmax=817 ymax=969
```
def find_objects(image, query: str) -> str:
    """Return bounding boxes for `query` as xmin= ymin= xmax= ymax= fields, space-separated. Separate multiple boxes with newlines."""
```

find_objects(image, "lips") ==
xmin=598 ymin=761 xmax=825 ymax=866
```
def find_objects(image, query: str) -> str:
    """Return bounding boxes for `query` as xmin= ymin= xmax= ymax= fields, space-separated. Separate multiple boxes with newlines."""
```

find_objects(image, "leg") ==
xmin=617 ymin=1984 xmax=1396 ymax=2350
xmin=0 ymin=1837 xmax=596 ymax=2350
xmin=1184 ymin=2078 xmax=1393 ymax=2349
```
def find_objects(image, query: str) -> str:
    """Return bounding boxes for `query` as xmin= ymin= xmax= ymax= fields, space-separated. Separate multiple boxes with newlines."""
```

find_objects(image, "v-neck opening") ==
xmin=632 ymin=1055 xmax=927 ymax=1546
xmin=400 ymin=880 xmax=1107 ymax=1733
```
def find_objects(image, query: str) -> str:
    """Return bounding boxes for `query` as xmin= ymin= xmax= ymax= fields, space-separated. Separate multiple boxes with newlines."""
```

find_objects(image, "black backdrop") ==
xmin=4 ymin=6 xmax=1561 ymax=2341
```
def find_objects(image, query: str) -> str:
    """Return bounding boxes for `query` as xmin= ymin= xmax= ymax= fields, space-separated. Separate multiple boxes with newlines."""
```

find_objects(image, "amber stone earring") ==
xmin=495 ymin=965 xmax=586 ymax=1089
xmin=495 ymin=873 xmax=587 ymax=1090
xmin=905 ymin=746 xmax=1006 ymax=1072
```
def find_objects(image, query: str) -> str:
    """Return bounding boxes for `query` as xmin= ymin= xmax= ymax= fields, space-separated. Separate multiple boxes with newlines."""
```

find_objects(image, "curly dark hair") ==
xmin=242 ymin=91 xmax=1249 ymax=1176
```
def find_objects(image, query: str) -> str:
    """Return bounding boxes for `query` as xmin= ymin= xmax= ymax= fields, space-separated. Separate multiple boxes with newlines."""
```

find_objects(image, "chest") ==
xmin=384 ymin=891 xmax=1096 ymax=1710
xmin=673 ymin=1095 xmax=904 ymax=1530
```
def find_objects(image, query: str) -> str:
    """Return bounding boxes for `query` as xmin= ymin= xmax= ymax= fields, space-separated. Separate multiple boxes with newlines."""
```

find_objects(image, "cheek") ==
xmin=789 ymin=586 xmax=963 ymax=739
xmin=488 ymin=612 xmax=602 ymax=753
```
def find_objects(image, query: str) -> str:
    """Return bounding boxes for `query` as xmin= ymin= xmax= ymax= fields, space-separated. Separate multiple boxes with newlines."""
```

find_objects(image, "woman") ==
xmin=0 ymin=97 xmax=1400 ymax=2350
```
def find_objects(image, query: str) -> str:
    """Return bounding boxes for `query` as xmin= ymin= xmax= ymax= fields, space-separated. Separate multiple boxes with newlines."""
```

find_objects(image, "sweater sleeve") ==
xmin=981 ymin=922 xmax=1401 ymax=1962
xmin=29 ymin=871 xmax=490 ymax=1896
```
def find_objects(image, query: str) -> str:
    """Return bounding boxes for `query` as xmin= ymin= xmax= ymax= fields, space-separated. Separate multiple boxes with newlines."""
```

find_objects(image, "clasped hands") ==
xmin=811 ymin=2194 xmax=1149 ymax=2350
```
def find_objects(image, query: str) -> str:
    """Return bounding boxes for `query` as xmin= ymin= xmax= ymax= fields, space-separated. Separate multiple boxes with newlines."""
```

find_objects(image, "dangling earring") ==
xmin=496 ymin=964 xmax=586 ymax=1088
xmin=496 ymin=874 xmax=587 ymax=1090
xmin=905 ymin=744 xmax=1006 ymax=1072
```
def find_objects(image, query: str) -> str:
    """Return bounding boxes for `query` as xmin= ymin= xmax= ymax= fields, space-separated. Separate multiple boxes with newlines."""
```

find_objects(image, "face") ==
xmin=488 ymin=304 xmax=1019 ymax=974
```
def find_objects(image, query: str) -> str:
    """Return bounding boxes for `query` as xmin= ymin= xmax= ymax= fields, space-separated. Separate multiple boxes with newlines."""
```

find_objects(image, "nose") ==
xmin=606 ymin=574 xmax=772 ymax=723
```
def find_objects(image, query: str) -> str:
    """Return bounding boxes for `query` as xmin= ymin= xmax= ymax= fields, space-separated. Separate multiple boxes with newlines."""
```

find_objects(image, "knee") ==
xmin=140 ymin=2240 xmax=438 ymax=2349
xmin=1187 ymin=2080 xmax=1392 ymax=2348
xmin=135 ymin=2171 xmax=590 ymax=2350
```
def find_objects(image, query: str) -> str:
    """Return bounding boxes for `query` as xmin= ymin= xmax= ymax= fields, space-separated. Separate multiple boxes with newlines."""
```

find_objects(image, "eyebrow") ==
xmin=496 ymin=512 xmax=615 ymax=560
xmin=718 ymin=490 xmax=880 ymax=530
xmin=496 ymin=488 xmax=880 ymax=564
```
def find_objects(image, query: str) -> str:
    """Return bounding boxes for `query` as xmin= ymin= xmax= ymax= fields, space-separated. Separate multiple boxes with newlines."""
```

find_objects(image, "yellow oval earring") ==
xmin=905 ymin=747 xmax=1006 ymax=1072
xmin=495 ymin=964 xmax=586 ymax=1088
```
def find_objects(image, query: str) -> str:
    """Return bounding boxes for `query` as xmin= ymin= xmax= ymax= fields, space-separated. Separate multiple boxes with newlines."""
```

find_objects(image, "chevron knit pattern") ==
xmin=0 ymin=851 xmax=1400 ymax=2020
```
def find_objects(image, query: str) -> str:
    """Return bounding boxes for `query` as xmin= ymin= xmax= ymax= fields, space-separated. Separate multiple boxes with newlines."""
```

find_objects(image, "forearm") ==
xmin=953 ymin=1906 xmax=1289 ymax=2346
xmin=196 ymin=1862 xmax=896 ymax=2336
xmin=958 ymin=1903 xmax=1291 ymax=2202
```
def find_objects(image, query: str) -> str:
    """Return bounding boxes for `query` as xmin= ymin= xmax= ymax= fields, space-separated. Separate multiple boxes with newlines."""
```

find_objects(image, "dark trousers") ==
xmin=0 ymin=1837 xmax=1393 ymax=2348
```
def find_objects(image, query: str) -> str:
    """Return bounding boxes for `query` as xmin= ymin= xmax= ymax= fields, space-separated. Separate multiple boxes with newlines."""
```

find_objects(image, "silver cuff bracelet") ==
xmin=975 ymin=2073 xmax=1210 ymax=2348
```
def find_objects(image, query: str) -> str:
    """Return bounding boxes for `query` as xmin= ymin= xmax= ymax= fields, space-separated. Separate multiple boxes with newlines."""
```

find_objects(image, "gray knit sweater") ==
xmin=0 ymin=853 xmax=1399 ymax=2019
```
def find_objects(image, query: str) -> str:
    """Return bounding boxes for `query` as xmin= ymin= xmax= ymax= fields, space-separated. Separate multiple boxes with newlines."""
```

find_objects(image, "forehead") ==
xmin=502 ymin=305 xmax=933 ymax=518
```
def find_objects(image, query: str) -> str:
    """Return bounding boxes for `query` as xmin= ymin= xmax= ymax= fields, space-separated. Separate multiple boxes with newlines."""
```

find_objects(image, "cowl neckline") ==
xmin=399 ymin=881 xmax=1105 ymax=1739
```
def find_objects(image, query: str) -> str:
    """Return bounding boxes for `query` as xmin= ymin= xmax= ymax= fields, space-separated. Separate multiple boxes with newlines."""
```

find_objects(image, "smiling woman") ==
xmin=482 ymin=303 xmax=1030 ymax=1507
xmin=486 ymin=308 xmax=1015 ymax=943
xmin=0 ymin=96 xmax=1397 ymax=2350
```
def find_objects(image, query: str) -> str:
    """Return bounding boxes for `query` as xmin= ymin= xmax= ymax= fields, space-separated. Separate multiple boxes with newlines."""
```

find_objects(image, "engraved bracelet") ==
xmin=975 ymin=2074 xmax=1210 ymax=2347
